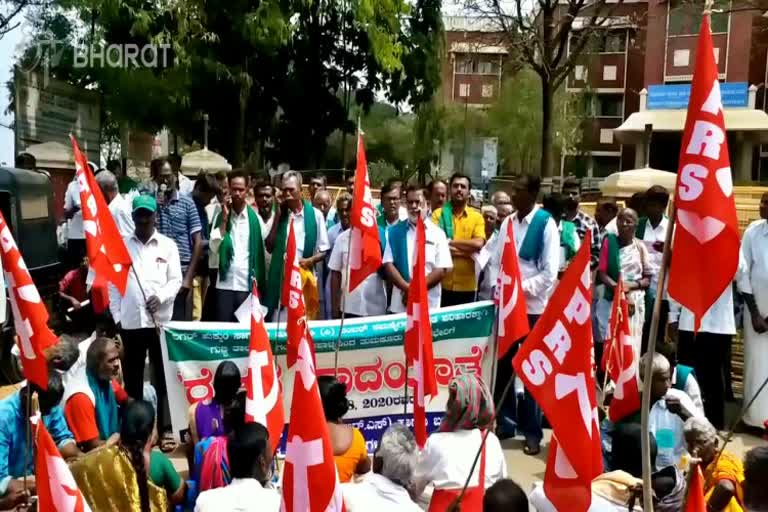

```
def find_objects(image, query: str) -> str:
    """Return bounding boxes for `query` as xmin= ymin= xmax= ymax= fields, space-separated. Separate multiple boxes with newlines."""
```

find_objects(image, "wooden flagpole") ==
xmin=640 ymin=200 xmax=677 ymax=511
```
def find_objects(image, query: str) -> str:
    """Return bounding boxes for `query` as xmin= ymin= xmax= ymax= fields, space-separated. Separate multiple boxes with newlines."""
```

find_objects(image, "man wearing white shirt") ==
xmin=95 ymin=170 xmax=135 ymax=238
xmin=493 ymin=174 xmax=559 ymax=454
xmin=329 ymin=194 xmax=387 ymax=318
xmin=202 ymin=172 xmax=229 ymax=321
xmin=737 ymin=193 xmax=768 ymax=430
xmin=209 ymin=171 xmax=269 ymax=321
xmin=195 ymin=423 xmax=280 ymax=512
xmin=668 ymin=285 xmax=736 ymax=430
xmin=638 ymin=185 xmax=670 ymax=351
xmin=64 ymin=176 xmax=86 ymax=268
xmin=383 ymin=185 xmax=452 ymax=314
xmin=108 ymin=195 xmax=181 ymax=435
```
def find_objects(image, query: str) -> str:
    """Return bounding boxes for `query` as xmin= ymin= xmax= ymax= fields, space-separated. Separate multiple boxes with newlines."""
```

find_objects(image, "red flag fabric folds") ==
xmin=348 ymin=133 xmax=381 ymax=292
xmin=495 ymin=218 xmax=530 ymax=358
xmin=667 ymin=17 xmax=740 ymax=332
xmin=512 ymin=233 xmax=602 ymax=512
xmin=684 ymin=465 xmax=707 ymax=512
xmin=282 ymin=219 xmax=315 ymax=368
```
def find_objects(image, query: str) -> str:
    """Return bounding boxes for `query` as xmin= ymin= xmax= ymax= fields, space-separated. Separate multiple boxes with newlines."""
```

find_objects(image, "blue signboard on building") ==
xmin=647 ymin=82 xmax=749 ymax=110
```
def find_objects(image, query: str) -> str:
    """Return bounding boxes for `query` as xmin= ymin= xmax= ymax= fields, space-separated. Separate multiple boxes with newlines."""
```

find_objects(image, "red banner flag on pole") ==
xmin=495 ymin=219 xmax=530 ymax=358
xmin=0 ymin=211 xmax=58 ymax=389
xmin=71 ymin=135 xmax=132 ymax=295
xmin=602 ymin=278 xmax=641 ymax=422
xmin=405 ymin=215 xmax=437 ymax=448
xmin=512 ymin=232 xmax=602 ymax=512
xmin=245 ymin=281 xmax=285 ymax=454
xmin=281 ymin=336 xmax=345 ymax=512
xmin=32 ymin=415 xmax=91 ymax=511
xmin=282 ymin=218 xmax=316 ymax=368
xmin=667 ymin=17 xmax=740 ymax=331
xmin=348 ymin=133 xmax=381 ymax=292
xmin=684 ymin=464 xmax=707 ymax=512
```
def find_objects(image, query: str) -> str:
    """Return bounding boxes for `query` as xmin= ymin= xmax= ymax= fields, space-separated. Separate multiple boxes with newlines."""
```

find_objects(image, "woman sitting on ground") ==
xmin=684 ymin=417 xmax=745 ymax=512
xmin=189 ymin=361 xmax=242 ymax=444
xmin=71 ymin=400 xmax=186 ymax=511
xmin=195 ymin=391 xmax=247 ymax=491
xmin=318 ymin=375 xmax=370 ymax=483
xmin=412 ymin=373 xmax=507 ymax=510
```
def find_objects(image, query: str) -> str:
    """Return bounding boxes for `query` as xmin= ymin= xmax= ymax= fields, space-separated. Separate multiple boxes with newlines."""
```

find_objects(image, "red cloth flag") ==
xmin=282 ymin=218 xmax=316 ymax=368
xmin=71 ymin=136 xmax=132 ymax=295
xmin=601 ymin=279 xmax=641 ymax=422
xmin=512 ymin=232 xmax=602 ymax=512
xmin=495 ymin=219 xmax=530 ymax=358
xmin=667 ymin=17 xmax=739 ymax=332
xmin=0 ymin=211 xmax=58 ymax=389
xmin=348 ymin=133 xmax=381 ymax=292
xmin=684 ymin=465 xmax=707 ymax=512
xmin=405 ymin=215 xmax=438 ymax=448
xmin=281 ymin=336 xmax=345 ymax=512
xmin=32 ymin=415 xmax=91 ymax=512
xmin=245 ymin=281 xmax=285 ymax=454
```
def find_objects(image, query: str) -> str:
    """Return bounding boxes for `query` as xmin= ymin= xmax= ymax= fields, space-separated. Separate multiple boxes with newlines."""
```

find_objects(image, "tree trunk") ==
xmin=540 ymin=78 xmax=554 ymax=177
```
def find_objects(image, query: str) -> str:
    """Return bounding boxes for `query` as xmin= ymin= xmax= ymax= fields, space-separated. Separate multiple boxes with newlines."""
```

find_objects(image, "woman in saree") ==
xmin=194 ymin=391 xmax=247 ymax=492
xmin=596 ymin=208 xmax=651 ymax=360
xmin=71 ymin=400 xmax=186 ymax=511
xmin=189 ymin=361 xmax=242 ymax=444
xmin=684 ymin=417 xmax=745 ymax=512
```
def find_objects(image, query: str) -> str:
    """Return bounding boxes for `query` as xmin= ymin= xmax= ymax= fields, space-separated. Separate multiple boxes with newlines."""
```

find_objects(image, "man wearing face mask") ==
xmin=383 ymin=184 xmax=452 ymax=313
xmin=155 ymin=159 xmax=204 ymax=321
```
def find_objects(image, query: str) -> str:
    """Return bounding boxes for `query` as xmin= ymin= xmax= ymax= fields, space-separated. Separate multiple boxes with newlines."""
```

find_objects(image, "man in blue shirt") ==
xmin=0 ymin=371 xmax=80 ymax=509
xmin=155 ymin=159 xmax=203 ymax=321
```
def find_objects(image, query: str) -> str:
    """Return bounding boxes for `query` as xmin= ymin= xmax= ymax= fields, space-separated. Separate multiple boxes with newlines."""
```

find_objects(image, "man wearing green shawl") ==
xmin=210 ymin=170 xmax=268 ymax=322
xmin=265 ymin=170 xmax=330 ymax=318
xmin=63 ymin=337 xmax=123 ymax=452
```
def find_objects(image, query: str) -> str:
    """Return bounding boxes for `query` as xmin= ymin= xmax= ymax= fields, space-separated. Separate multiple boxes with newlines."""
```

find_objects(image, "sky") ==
xmin=0 ymin=24 xmax=22 ymax=166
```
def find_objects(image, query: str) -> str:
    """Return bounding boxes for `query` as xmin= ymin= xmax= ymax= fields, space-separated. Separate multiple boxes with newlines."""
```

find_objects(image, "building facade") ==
xmin=564 ymin=0 xmax=768 ymax=182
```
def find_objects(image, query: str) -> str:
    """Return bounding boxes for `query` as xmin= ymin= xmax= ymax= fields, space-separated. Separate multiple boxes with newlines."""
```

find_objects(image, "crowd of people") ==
xmin=1 ymin=152 xmax=767 ymax=511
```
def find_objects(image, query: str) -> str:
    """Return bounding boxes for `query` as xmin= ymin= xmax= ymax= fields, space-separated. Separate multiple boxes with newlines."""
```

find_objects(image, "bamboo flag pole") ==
xmin=640 ymin=201 xmax=677 ymax=512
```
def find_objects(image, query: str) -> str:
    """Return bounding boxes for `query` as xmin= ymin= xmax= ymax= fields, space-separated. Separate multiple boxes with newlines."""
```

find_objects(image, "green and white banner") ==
xmin=160 ymin=301 xmax=496 ymax=450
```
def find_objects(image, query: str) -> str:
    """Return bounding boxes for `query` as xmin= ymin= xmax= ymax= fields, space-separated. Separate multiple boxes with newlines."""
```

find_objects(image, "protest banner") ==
xmin=160 ymin=301 xmax=495 ymax=452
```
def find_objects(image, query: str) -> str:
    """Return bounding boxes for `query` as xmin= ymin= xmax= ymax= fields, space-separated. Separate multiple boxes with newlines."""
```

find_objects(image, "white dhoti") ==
xmin=743 ymin=308 xmax=768 ymax=428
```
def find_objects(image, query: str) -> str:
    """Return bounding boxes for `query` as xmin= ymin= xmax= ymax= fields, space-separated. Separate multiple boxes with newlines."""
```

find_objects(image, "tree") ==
xmin=464 ymin=0 xmax=624 ymax=176
xmin=0 ymin=0 xmax=35 ymax=38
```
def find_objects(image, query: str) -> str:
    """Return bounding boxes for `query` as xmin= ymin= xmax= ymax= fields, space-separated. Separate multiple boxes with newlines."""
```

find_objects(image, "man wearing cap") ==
xmin=108 ymin=195 xmax=181 ymax=446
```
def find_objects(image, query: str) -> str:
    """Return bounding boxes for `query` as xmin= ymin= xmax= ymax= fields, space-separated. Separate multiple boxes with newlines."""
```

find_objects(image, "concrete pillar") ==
xmin=734 ymin=133 xmax=754 ymax=183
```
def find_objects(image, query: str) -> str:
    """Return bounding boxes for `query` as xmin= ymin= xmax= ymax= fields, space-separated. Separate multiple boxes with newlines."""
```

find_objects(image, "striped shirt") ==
xmin=156 ymin=191 xmax=202 ymax=267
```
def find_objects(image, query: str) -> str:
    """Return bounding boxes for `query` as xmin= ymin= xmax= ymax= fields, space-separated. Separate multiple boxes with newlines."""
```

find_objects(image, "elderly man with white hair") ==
xmin=96 ymin=170 xmax=135 ymax=238
xmin=342 ymin=424 xmax=421 ymax=511
xmin=640 ymin=352 xmax=703 ymax=470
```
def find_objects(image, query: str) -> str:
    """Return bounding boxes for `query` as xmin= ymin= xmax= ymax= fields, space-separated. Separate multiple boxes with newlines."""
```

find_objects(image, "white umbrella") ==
xmin=599 ymin=167 xmax=677 ymax=198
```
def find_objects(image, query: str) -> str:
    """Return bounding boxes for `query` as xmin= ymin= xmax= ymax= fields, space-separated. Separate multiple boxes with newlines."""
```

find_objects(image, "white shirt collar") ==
xmin=130 ymin=230 xmax=161 ymax=246
xmin=514 ymin=205 xmax=538 ymax=225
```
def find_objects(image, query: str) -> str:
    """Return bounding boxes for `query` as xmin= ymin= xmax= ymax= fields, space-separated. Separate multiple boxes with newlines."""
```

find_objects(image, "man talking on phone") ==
xmin=209 ymin=169 xmax=268 ymax=322
xmin=264 ymin=170 xmax=329 ymax=319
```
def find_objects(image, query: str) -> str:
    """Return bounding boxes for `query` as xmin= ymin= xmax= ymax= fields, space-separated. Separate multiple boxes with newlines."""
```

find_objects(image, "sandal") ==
xmin=523 ymin=441 xmax=541 ymax=456
xmin=159 ymin=431 xmax=178 ymax=453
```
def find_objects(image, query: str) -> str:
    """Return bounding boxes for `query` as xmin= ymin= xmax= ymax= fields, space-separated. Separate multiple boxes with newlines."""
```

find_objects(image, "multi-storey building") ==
xmin=564 ymin=0 xmax=768 ymax=182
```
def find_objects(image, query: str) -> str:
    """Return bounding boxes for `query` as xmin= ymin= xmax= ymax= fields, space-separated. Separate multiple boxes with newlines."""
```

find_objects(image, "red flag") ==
xmin=602 ymin=279 xmax=641 ymax=422
xmin=32 ymin=415 xmax=91 ymax=511
xmin=667 ymin=17 xmax=739 ymax=332
xmin=684 ymin=465 xmax=707 ymax=512
xmin=281 ymin=336 xmax=345 ymax=512
xmin=71 ymin=136 xmax=132 ymax=295
xmin=282 ymin=218 xmax=316 ymax=368
xmin=245 ymin=281 xmax=285 ymax=454
xmin=348 ymin=133 xmax=381 ymax=292
xmin=0 ymin=212 xmax=57 ymax=389
xmin=405 ymin=215 xmax=437 ymax=448
xmin=495 ymin=219 xmax=530 ymax=358
xmin=512 ymin=232 xmax=602 ymax=512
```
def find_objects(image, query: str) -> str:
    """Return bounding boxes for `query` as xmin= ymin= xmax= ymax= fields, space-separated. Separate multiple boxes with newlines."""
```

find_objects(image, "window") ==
xmin=596 ymin=95 xmax=624 ymax=117
xmin=459 ymin=83 xmax=471 ymax=98
xmin=482 ymin=84 xmax=494 ymax=98
xmin=602 ymin=65 xmax=617 ymax=81
xmin=456 ymin=58 xmax=475 ymax=74
xmin=598 ymin=31 xmax=626 ymax=53
xmin=478 ymin=61 xmax=494 ymax=74
xmin=668 ymin=0 xmax=729 ymax=35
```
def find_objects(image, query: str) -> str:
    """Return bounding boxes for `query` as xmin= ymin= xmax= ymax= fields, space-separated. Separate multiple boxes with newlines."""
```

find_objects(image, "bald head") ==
xmin=313 ymin=190 xmax=332 ymax=218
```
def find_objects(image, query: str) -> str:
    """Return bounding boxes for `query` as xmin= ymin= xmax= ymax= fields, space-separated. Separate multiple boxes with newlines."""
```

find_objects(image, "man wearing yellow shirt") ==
xmin=431 ymin=173 xmax=486 ymax=307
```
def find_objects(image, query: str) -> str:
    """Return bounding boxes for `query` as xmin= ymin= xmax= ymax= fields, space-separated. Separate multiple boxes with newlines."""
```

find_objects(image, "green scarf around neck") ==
xmin=603 ymin=233 xmax=621 ymax=301
xmin=213 ymin=206 xmax=265 ymax=293
xmin=86 ymin=369 xmax=119 ymax=440
xmin=561 ymin=220 xmax=578 ymax=261
xmin=264 ymin=200 xmax=317 ymax=314
xmin=438 ymin=201 xmax=455 ymax=240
